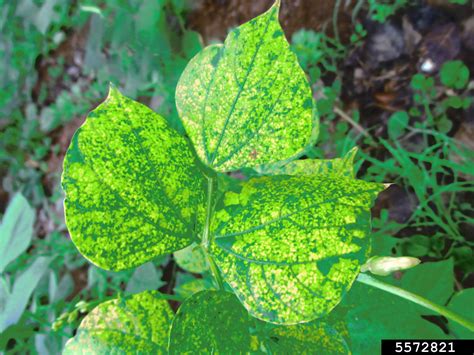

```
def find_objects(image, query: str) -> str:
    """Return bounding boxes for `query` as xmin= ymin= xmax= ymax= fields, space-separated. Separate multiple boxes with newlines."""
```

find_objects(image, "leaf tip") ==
xmin=106 ymin=83 xmax=121 ymax=101
xmin=346 ymin=147 xmax=359 ymax=162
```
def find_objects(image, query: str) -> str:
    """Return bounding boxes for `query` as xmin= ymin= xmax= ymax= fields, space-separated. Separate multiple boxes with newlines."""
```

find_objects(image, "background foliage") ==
xmin=0 ymin=0 xmax=473 ymax=353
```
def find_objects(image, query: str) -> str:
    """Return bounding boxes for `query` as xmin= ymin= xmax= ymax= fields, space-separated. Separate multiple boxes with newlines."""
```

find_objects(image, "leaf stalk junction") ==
xmin=201 ymin=175 xmax=225 ymax=290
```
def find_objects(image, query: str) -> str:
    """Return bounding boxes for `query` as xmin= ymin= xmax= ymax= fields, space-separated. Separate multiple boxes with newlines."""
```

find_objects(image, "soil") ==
xmin=187 ymin=0 xmax=354 ymax=43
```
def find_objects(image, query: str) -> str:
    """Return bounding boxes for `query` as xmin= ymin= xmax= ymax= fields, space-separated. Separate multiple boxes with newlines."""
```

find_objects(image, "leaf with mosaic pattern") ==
xmin=175 ymin=1 xmax=316 ymax=172
xmin=168 ymin=290 xmax=250 ymax=353
xmin=63 ymin=291 xmax=174 ymax=354
xmin=258 ymin=147 xmax=358 ymax=177
xmin=210 ymin=175 xmax=384 ymax=324
xmin=263 ymin=321 xmax=350 ymax=354
xmin=62 ymin=86 xmax=205 ymax=271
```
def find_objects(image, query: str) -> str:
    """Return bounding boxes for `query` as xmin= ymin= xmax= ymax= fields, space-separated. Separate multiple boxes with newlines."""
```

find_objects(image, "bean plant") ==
xmin=61 ymin=2 xmax=474 ymax=353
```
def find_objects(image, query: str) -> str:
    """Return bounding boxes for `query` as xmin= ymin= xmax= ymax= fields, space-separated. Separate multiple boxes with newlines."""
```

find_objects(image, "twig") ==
xmin=333 ymin=106 xmax=371 ymax=139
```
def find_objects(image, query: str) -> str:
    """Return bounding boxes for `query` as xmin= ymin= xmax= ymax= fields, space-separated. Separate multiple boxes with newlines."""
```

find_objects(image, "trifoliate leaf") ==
xmin=263 ymin=321 xmax=350 ymax=354
xmin=63 ymin=290 xmax=173 ymax=354
xmin=62 ymin=86 xmax=205 ymax=271
xmin=168 ymin=290 xmax=250 ymax=353
xmin=440 ymin=60 xmax=470 ymax=90
xmin=176 ymin=2 xmax=315 ymax=172
xmin=173 ymin=243 xmax=209 ymax=273
xmin=210 ymin=175 xmax=384 ymax=324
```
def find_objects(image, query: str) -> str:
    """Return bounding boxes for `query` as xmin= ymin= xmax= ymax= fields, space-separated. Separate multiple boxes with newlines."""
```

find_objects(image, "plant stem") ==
xmin=201 ymin=176 xmax=214 ymax=250
xmin=207 ymin=254 xmax=225 ymax=290
xmin=201 ymin=175 xmax=225 ymax=290
xmin=333 ymin=106 xmax=371 ymax=139
xmin=357 ymin=273 xmax=474 ymax=333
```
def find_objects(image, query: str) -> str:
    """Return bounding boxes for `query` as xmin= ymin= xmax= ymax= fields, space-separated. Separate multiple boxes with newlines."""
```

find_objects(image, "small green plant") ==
xmin=60 ymin=2 xmax=474 ymax=352
xmin=367 ymin=0 xmax=408 ymax=22
xmin=365 ymin=62 xmax=473 ymax=278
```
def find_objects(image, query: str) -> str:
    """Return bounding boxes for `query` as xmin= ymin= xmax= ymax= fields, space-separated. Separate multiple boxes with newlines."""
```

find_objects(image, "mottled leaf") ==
xmin=264 ymin=322 xmax=350 ymax=354
xmin=173 ymin=243 xmax=209 ymax=273
xmin=176 ymin=2 xmax=316 ymax=172
xmin=63 ymin=330 xmax=159 ymax=354
xmin=169 ymin=290 xmax=250 ymax=353
xmin=62 ymin=86 xmax=205 ymax=271
xmin=210 ymin=175 xmax=384 ymax=324
xmin=447 ymin=288 xmax=474 ymax=338
xmin=258 ymin=147 xmax=358 ymax=177
xmin=63 ymin=290 xmax=173 ymax=354
xmin=0 ymin=193 xmax=35 ymax=273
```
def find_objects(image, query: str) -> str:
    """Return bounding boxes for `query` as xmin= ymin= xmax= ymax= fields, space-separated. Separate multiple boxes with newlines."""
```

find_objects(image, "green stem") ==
xmin=357 ymin=273 xmax=474 ymax=333
xmin=207 ymin=254 xmax=225 ymax=290
xmin=201 ymin=175 xmax=225 ymax=290
xmin=201 ymin=176 xmax=214 ymax=250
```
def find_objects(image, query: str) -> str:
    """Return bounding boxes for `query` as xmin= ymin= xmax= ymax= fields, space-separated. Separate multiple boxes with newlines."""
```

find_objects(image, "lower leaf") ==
xmin=63 ymin=290 xmax=173 ymax=353
xmin=63 ymin=330 xmax=162 ymax=354
xmin=263 ymin=321 xmax=350 ymax=354
xmin=168 ymin=290 xmax=250 ymax=353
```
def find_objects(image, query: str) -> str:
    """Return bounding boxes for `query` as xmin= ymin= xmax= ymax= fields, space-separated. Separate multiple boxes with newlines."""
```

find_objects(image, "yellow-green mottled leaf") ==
xmin=63 ymin=291 xmax=173 ymax=354
xmin=210 ymin=175 xmax=384 ymax=324
xmin=264 ymin=322 xmax=350 ymax=354
xmin=62 ymin=87 xmax=205 ymax=271
xmin=63 ymin=330 xmax=160 ymax=354
xmin=175 ymin=3 xmax=316 ymax=172
xmin=168 ymin=290 xmax=250 ymax=353
xmin=258 ymin=147 xmax=358 ymax=177
xmin=173 ymin=243 xmax=208 ymax=273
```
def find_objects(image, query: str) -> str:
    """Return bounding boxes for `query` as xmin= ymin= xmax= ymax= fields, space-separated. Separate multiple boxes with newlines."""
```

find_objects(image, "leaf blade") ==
xmin=176 ymin=3 xmax=316 ymax=171
xmin=264 ymin=321 xmax=350 ymax=354
xmin=0 ymin=193 xmax=35 ymax=273
xmin=211 ymin=175 xmax=383 ymax=324
xmin=257 ymin=147 xmax=358 ymax=177
xmin=62 ymin=87 xmax=206 ymax=271
xmin=0 ymin=257 xmax=51 ymax=332
xmin=169 ymin=290 xmax=250 ymax=354
xmin=64 ymin=290 xmax=173 ymax=353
